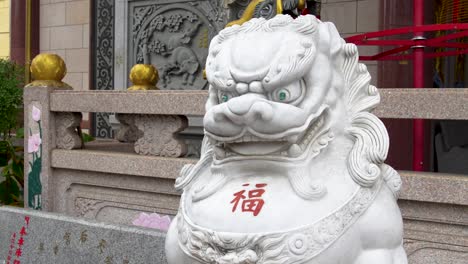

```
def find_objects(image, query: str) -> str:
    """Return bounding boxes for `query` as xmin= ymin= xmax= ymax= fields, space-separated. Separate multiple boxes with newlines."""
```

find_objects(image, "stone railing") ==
xmin=23 ymin=55 xmax=468 ymax=263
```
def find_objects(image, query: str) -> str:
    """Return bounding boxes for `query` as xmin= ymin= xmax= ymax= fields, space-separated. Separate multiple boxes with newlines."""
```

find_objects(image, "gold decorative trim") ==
xmin=25 ymin=80 xmax=72 ymax=89
xmin=276 ymin=0 xmax=283 ymax=15
xmin=298 ymin=0 xmax=306 ymax=10
xmin=128 ymin=64 xmax=159 ymax=91
xmin=226 ymin=0 xmax=267 ymax=27
xmin=28 ymin=53 xmax=72 ymax=89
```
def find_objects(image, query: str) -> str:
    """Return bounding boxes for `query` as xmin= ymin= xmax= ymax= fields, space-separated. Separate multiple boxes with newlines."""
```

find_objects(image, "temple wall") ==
xmin=0 ymin=0 xmax=10 ymax=58
xmin=39 ymin=0 xmax=90 ymax=92
xmin=322 ymin=0 xmax=380 ymax=84
xmin=37 ymin=0 xmax=383 ymax=91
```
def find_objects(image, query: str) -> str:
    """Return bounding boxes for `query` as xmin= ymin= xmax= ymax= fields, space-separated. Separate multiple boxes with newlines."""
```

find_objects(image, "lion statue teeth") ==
xmin=165 ymin=15 xmax=407 ymax=264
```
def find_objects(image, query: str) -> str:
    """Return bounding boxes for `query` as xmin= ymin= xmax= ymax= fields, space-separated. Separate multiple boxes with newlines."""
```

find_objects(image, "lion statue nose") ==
xmin=224 ymin=94 xmax=274 ymax=122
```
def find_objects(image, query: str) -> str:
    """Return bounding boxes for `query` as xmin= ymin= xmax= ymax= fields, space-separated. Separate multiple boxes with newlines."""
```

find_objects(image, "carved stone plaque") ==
xmin=129 ymin=0 xmax=229 ymax=90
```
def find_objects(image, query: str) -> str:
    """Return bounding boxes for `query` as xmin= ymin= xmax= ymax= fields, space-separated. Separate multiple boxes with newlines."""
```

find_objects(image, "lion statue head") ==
xmin=176 ymin=15 xmax=398 ymax=202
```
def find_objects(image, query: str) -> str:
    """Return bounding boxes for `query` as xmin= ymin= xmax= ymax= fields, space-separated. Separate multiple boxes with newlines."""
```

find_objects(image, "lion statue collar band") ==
xmin=177 ymin=179 xmax=383 ymax=263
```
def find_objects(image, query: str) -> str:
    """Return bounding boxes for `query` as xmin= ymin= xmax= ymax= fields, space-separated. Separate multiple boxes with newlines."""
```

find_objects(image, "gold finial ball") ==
xmin=129 ymin=64 xmax=159 ymax=86
xmin=30 ymin=53 xmax=67 ymax=81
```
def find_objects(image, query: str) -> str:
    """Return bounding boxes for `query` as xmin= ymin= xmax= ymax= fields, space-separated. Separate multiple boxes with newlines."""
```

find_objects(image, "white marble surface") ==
xmin=166 ymin=15 xmax=407 ymax=263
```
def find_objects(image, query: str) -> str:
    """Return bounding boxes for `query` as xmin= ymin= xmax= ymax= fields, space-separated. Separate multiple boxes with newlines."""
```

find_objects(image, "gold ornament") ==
xmin=298 ymin=0 xmax=306 ymax=10
xmin=27 ymin=53 xmax=71 ymax=89
xmin=226 ymin=0 xmax=268 ymax=27
xmin=225 ymin=0 xmax=310 ymax=28
xmin=128 ymin=64 xmax=159 ymax=91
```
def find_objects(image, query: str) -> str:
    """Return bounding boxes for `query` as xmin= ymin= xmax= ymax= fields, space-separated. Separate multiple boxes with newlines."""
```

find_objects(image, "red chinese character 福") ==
xmin=230 ymin=183 xmax=267 ymax=216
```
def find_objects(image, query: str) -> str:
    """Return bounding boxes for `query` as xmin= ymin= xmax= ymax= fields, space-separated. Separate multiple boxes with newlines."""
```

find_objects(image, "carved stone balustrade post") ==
xmin=116 ymin=64 xmax=159 ymax=143
xmin=24 ymin=53 xmax=82 ymax=211
xmin=116 ymin=112 xmax=189 ymax=157
xmin=115 ymin=64 xmax=189 ymax=157
xmin=134 ymin=115 xmax=188 ymax=157
xmin=115 ymin=113 xmax=142 ymax=143
xmin=55 ymin=112 xmax=83 ymax=150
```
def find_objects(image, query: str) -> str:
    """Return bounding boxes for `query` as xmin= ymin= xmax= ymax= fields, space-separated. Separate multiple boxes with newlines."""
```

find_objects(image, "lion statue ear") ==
xmin=316 ymin=21 xmax=345 ymax=57
xmin=325 ymin=22 xmax=344 ymax=57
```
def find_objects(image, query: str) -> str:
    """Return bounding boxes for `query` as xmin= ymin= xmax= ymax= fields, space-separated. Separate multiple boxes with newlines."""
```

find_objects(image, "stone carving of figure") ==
xmin=165 ymin=15 xmax=407 ymax=264
xmin=159 ymin=22 xmax=201 ymax=88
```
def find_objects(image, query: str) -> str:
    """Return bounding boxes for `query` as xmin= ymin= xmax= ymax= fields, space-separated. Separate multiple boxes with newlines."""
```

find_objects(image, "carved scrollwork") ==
xmin=74 ymin=197 xmax=103 ymax=217
xmin=55 ymin=112 xmax=83 ymax=150
xmin=115 ymin=114 xmax=143 ymax=143
xmin=134 ymin=115 xmax=188 ymax=157
xmin=93 ymin=0 xmax=115 ymax=138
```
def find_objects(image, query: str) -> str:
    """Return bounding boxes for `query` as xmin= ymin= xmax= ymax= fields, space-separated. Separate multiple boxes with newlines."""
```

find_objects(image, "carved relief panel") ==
xmin=129 ymin=0 xmax=228 ymax=90
xmin=97 ymin=0 xmax=249 ymax=140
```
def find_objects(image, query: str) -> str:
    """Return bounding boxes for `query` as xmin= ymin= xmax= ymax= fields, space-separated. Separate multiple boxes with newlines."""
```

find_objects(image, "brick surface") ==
xmin=63 ymin=72 xmax=84 ymax=90
xmin=39 ymin=27 xmax=50 ymax=51
xmin=321 ymin=1 xmax=357 ymax=34
xmin=65 ymin=48 xmax=89 ymax=73
xmin=40 ymin=0 xmax=90 ymax=91
xmin=357 ymin=0 xmax=380 ymax=32
xmin=50 ymin=25 xmax=83 ymax=50
xmin=40 ymin=3 xmax=66 ymax=27
xmin=66 ymin=0 xmax=89 ymax=25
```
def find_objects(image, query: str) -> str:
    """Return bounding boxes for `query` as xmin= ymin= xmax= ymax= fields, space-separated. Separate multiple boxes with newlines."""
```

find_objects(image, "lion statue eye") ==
xmin=271 ymin=81 xmax=304 ymax=104
xmin=277 ymin=89 xmax=290 ymax=102
xmin=219 ymin=92 xmax=234 ymax=103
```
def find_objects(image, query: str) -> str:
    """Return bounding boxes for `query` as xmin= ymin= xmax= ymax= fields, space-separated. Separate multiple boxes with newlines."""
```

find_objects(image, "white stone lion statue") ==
xmin=165 ymin=15 xmax=407 ymax=264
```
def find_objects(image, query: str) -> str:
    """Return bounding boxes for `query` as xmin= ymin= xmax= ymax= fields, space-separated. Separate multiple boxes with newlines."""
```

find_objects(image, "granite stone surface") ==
xmin=22 ymin=85 xmax=468 ymax=264
xmin=0 ymin=206 xmax=167 ymax=264
xmin=399 ymin=171 xmax=468 ymax=206
xmin=52 ymin=168 xmax=181 ymax=224
xmin=375 ymin=88 xmax=468 ymax=120
xmin=51 ymin=148 xmax=195 ymax=179
xmin=48 ymin=89 xmax=468 ymax=120
xmin=50 ymin=90 xmax=208 ymax=115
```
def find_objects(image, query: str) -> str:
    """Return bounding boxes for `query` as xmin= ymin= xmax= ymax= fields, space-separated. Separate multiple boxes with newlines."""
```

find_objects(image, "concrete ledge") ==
xmin=51 ymin=148 xmax=196 ymax=179
xmin=49 ymin=89 xmax=468 ymax=120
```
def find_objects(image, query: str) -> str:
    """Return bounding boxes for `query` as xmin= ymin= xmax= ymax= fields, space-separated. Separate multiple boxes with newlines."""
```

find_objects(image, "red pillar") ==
xmin=9 ymin=0 xmax=39 ymax=75
xmin=412 ymin=0 xmax=425 ymax=171
xmin=10 ymin=0 xmax=26 ymax=64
